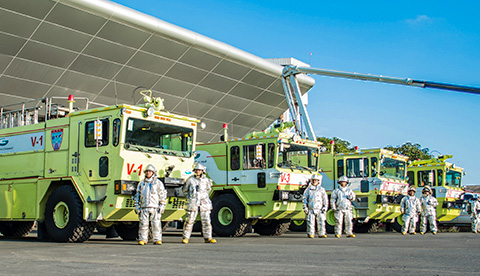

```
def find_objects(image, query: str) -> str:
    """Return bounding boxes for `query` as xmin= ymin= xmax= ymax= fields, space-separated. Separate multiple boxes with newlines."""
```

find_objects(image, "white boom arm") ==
xmin=281 ymin=65 xmax=480 ymax=141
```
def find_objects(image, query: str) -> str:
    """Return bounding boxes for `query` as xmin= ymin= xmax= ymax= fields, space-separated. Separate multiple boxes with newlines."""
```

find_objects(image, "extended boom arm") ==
xmin=282 ymin=65 xmax=480 ymax=140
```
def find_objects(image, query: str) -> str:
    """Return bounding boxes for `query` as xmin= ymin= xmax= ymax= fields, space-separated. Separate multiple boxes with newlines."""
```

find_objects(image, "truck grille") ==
xmin=125 ymin=198 xmax=135 ymax=208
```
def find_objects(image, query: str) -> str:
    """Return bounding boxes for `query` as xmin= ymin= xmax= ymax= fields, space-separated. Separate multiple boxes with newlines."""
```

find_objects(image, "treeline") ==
xmin=317 ymin=137 xmax=433 ymax=161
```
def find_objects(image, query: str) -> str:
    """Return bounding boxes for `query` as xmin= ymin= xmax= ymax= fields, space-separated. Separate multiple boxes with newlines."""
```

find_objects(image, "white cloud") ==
xmin=406 ymin=15 xmax=433 ymax=25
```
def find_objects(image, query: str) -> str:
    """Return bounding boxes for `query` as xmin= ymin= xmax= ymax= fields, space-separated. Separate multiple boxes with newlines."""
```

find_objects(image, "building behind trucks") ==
xmin=0 ymin=91 xmax=199 ymax=242
xmin=196 ymin=122 xmax=321 ymax=236
xmin=398 ymin=155 xmax=467 ymax=231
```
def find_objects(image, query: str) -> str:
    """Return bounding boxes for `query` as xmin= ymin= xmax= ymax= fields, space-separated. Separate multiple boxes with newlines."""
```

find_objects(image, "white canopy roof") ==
xmin=0 ymin=0 xmax=314 ymax=142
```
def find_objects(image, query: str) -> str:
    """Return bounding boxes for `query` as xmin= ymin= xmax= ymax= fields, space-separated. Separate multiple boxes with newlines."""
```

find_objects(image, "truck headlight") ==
xmin=114 ymin=180 xmax=138 ymax=195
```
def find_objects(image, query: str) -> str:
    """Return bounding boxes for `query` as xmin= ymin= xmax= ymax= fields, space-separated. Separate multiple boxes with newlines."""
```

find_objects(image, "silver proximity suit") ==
xmin=400 ymin=195 xmax=421 ymax=233
xmin=331 ymin=186 xmax=356 ymax=236
xmin=133 ymin=176 xmax=167 ymax=242
xmin=303 ymin=184 xmax=329 ymax=236
xmin=183 ymin=174 xmax=213 ymax=240
xmin=471 ymin=200 xmax=480 ymax=233
xmin=420 ymin=195 xmax=438 ymax=233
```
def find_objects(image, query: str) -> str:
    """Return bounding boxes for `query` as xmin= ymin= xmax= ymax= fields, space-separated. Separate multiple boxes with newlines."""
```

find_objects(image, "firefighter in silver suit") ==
xmin=331 ymin=176 xmax=356 ymax=238
xmin=419 ymin=186 xmax=438 ymax=235
xmin=303 ymin=174 xmax=328 ymax=238
xmin=182 ymin=163 xmax=216 ymax=244
xmin=400 ymin=186 xmax=421 ymax=235
xmin=133 ymin=164 xmax=167 ymax=245
xmin=471 ymin=195 xmax=480 ymax=233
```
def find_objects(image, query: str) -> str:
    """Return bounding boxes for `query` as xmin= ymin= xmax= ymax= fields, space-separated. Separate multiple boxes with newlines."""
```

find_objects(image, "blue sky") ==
xmin=114 ymin=0 xmax=480 ymax=184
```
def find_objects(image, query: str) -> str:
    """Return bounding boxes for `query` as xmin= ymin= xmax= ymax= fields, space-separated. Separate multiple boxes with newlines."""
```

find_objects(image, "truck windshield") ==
xmin=445 ymin=170 xmax=462 ymax=187
xmin=277 ymin=144 xmax=318 ymax=171
xmin=125 ymin=118 xmax=193 ymax=157
xmin=380 ymin=157 xmax=406 ymax=181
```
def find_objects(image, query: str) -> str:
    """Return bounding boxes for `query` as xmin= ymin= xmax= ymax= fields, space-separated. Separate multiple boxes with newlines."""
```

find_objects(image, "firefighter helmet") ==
xmin=337 ymin=175 xmax=349 ymax=184
xmin=311 ymin=174 xmax=322 ymax=181
xmin=194 ymin=163 xmax=207 ymax=172
xmin=144 ymin=164 xmax=156 ymax=174
xmin=408 ymin=186 xmax=416 ymax=193
xmin=422 ymin=186 xmax=432 ymax=194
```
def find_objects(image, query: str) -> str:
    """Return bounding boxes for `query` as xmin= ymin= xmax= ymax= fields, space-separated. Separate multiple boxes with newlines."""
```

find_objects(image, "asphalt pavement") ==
xmin=0 ymin=229 xmax=479 ymax=275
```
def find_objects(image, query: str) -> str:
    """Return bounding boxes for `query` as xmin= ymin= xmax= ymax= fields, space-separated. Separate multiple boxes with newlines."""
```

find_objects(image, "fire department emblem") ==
xmin=51 ymin=129 xmax=63 ymax=151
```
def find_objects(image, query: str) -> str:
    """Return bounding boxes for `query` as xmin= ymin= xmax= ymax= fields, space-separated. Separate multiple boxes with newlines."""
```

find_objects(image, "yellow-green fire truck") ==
xmin=195 ymin=123 xmax=321 ymax=236
xmin=318 ymin=148 xmax=409 ymax=233
xmin=391 ymin=155 xmax=466 ymax=231
xmin=0 ymin=92 xmax=198 ymax=242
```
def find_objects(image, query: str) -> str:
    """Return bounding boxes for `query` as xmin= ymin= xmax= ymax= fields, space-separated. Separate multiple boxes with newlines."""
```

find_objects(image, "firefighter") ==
xmin=419 ymin=186 xmax=438 ymax=235
xmin=182 ymin=163 xmax=216 ymax=244
xmin=331 ymin=175 xmax=356 ymax=238
xmin=133 ymin=164 xmax=167 ymax=245
xmin=400 ymin=186 xmax=421 ymax=235
xmin=303 ymin=174 xmax=328 ymax=238
xmin=471 ymin=195 xmax=480 ymax=234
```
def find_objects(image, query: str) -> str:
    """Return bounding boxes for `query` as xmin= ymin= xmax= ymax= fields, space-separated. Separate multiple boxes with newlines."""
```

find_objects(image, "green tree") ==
xmin=384 ymin=142 xmax=433 ymax=160
xmin=317 ymin=137 xmax=355 ymax=154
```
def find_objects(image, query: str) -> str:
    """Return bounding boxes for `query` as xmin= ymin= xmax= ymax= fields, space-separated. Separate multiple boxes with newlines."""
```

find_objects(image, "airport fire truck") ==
xmin=317 ymin=147 xmax=409 ymax=233
xmin=196 ymin=122 xmax=321 ymax=237
xmin=0 ymin=91 xmax=199 ymax=242
xmin=391 ymin=155 xmax=467 ymax=231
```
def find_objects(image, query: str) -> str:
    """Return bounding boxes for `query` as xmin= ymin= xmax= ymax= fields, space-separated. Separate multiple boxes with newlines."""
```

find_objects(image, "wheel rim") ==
xmin=293 ymin=220 xmax=305 ymax=226
xmin=326 ymin=210 xmax=336 ymax=226
xmin=53 ymin=201 xmax=69 ymax=229
xmin=395 ymin=215 xmax=404 ymax=226
xmin=218 ymin=207 xmax=233 ymax=226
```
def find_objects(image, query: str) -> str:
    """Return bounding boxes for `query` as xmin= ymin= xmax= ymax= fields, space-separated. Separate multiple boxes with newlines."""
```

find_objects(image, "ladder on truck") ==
xmin=281 ymin=65 xmax=480 ymax=141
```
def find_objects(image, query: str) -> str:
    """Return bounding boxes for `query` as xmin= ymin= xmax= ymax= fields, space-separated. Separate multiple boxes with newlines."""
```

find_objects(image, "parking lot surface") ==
xmin=0 ymin=229 xmax=479 ymax=275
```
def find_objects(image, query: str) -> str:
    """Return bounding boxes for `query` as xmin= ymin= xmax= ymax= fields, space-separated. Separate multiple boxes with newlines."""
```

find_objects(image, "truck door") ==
xmin=79 ymin=117 xmax=111 ymax=183
xmin=228 ymin=145 xmax=242 ymax=185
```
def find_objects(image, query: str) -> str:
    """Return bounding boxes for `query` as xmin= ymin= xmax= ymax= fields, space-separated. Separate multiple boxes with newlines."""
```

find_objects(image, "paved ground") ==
xmin=0 ymin=229 xmax=479 ymax=275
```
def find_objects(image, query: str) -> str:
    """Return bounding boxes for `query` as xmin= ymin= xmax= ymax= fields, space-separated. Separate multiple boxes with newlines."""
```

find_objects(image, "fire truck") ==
xmin=391 ymin=155 xmax=467 ymax=231
xmin=317 ymin=147 xmax=409 ymax=233
xmin=0 ymin=91 xmax=199 ymax=242
xmin=196 ymin=122 xmax=321 ymax=237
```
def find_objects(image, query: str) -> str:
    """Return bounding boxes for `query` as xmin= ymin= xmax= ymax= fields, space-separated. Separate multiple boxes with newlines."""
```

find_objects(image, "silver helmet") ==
xmin=337 ymin=175 xmax=349 ymax=184
xmin=144 ymin=164 xmax=156 ymax=174
xmin=194 ymin=163 xmax=207 ymax=172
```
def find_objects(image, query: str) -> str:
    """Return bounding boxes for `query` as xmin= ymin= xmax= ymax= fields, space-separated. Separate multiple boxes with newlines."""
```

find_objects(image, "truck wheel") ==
xmin=45 ymin=185 xmax=95 ymax=242
xmin=254 ymin=219 xmax=290 ymax=236
xmin=0 ymin=221 xmax=35 ymax=237
xmin=289 ymin=220 xmax=307 ymax=232
xmin=116 ymin=222 xmax=139 ymax=241
xmin=325 ymin=210 xmax=335 ymax=234
xmin=211 ymin=194 xmax=250 ymax=237
xmin=391 ymin=216 xmax=404 ymax=233
xmin=353 ymin=221 xmax=380 ymax=233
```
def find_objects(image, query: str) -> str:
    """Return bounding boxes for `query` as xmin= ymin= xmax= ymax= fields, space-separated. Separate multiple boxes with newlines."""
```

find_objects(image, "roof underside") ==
xmin=0 ymin=0 xmax=314 ymax=142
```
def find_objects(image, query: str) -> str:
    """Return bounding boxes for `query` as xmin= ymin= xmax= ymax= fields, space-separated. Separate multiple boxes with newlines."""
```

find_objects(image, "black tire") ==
xmin=254 ymin=220 xmax=290 ymax=236
xmin=116 ymin=222 xmax=139 ymax=241
xmin=45 ymin=185 xmax=95 ymax=242
xmin=391 ymin=216 xmax=404 ymax=233
xmin=0 ymin=221 xmax=35 ymax=237
xmin=289 ymin=220 xmax=307 ymax=232
xmin=162 ymin=221 xmax=169 ymax=232
xmin=353 ymin=220 xmax=380 ymax=233
xmin=211 ymin=194 xmax=251 ymax=237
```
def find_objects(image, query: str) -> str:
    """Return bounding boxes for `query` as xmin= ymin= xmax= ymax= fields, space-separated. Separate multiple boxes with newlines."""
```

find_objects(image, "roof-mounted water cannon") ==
xmin=140 ymin=90 xmax=164 ymax=117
